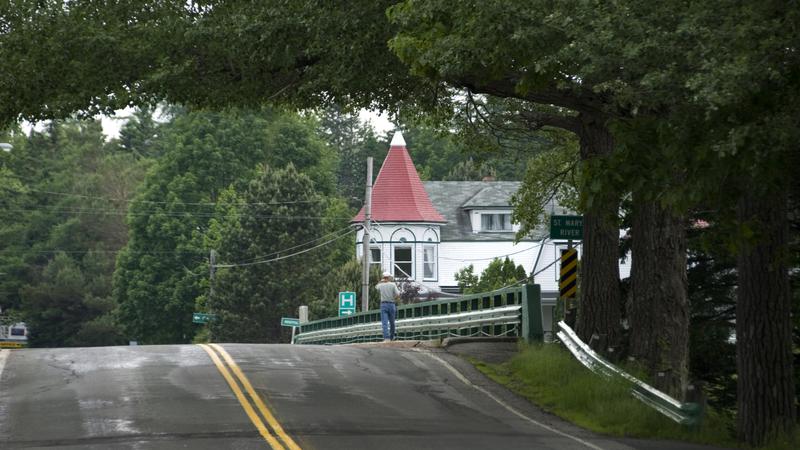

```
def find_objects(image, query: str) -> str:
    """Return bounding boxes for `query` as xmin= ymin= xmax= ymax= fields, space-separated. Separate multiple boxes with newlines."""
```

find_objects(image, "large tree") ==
xmin=1 ymin=1 xmax=796 ymax=443
xmin=113 ymin=108 xmax=337 ymax=344
xmin=208 ymin=164 xmax=341 ymax=343
xmin=0 ymin=120 xmax=145 ymax=346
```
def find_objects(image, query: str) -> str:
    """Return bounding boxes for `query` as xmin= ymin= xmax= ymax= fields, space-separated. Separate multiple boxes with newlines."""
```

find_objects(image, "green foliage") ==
xmin=208 ymin=164 xmax=338 ymax=342
xmin=118 ymin=107 xmax=161 ymax=159
xmin=311 ymin=260 xmax=382 ymax=320
xmin=454 ymin=266 xmax=478 ymax=293
xmin=685 ymin=216 xmax=738 ymax=412
xmin=20 ymin=252 xmax=124 ymax=347
xmin=1 ymin=2 xmax=797 ymax=443
xmin=114 ymin=108 xmax=337 ymax=344
xmin=477 ymin=344 xmax=736 ymax=446
xmin=512 ymin=130 xmax=580 ymax=240
xmin=442 ymin=158 xmax=494 ymax=181
xmin=315 ymin=106 xmax=388 ymax=207
xmin=0 ymin=1 xmax=431 ymax=126
xmin=0 ymin=120 xmax=143 ymax=347
xmin=455 ymin=257 xmax=526 ymax=294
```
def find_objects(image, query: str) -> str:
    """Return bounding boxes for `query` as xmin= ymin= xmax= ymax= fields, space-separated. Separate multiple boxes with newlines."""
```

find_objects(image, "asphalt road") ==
xmin=0 ymin=344 xmax=722 ymax=450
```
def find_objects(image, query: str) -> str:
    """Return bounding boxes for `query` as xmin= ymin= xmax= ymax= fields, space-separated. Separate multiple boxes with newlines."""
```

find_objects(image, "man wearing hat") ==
xmin=376 ymin=271 xmax=401 ymax=342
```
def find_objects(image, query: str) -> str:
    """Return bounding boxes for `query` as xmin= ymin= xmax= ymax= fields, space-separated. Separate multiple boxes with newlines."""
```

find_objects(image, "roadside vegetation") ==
xmin=474 ymin=344 xmax=738 ymax=446
xmin=475 ymin=343 xmax=800 ymax=449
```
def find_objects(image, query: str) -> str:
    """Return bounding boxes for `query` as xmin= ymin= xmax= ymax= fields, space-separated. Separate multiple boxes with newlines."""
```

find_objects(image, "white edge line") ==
xmin=416 ymin=349 xmax=605 ymax=450
xmin=0 ymin=349 xmax=9 ymax=383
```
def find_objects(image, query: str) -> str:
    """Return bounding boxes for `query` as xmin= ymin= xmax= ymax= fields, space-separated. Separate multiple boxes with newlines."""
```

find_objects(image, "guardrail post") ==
xmin=522 ymin=284 xmax=543 ymax=342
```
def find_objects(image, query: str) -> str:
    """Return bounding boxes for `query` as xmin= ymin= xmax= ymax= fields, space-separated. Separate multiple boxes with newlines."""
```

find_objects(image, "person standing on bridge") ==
xmin=376 ymin=271 xmax=401 ymax=342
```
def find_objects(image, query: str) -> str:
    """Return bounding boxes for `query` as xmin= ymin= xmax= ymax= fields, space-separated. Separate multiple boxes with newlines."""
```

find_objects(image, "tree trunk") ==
xmin=736 ymin=188 xmax=795 ymax=446
xmin=628 ymin=194 xmax=689 ymax=399
xmin=575 ymin=115 xmax=622 ymax=351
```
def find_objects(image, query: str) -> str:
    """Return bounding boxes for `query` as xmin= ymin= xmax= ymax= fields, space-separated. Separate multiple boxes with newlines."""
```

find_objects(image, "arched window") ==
xmin=390 ymin=228 xmax=415 ymax=279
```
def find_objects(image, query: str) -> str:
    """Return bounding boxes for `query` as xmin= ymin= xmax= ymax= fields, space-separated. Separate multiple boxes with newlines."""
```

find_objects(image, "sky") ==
xmin=20 ymin=108 xmax=396 ymax=141
xmin=96 ymin=107 xmax=396 ymax=140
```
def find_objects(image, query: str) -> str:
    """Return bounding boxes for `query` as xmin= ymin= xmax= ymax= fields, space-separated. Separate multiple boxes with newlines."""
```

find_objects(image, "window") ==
xmin=393 ymin=246 xmax=413 ymax=279
xmin=370 ymin=247 xmax=382 ymax=270
xmin=423 ymin=244 xmax=437 ymax=280
xmin=481 ymin=213 xmax=512 ymax=231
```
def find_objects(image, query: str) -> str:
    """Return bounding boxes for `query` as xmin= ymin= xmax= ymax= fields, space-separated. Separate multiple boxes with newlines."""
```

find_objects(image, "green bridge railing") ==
xmin=295 ymin=284 xmax=543 ymax=345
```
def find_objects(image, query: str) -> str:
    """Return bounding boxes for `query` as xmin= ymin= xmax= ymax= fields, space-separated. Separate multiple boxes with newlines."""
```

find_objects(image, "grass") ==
xmin=471 ymin=343 xmax=740 ymax=447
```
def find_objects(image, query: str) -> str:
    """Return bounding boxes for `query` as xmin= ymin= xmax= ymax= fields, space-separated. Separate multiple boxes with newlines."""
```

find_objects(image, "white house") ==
xmin=352 ymin=132 xmax=631 ymax=334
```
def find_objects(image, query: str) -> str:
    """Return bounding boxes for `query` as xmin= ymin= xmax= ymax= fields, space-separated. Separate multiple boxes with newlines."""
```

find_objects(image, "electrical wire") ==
xmin=531 ymin=241 xmax=583 ymax=278
xmin=227 ymin=225 xmax=356 ymax=264
xmin=20 ymin=188 xmax=319 ymax=206
xmin=4 ymin=249 xmax=206 ymax=255
xmin=1 ymin=207 xmax=353 ymax=220
xmin=438 ymin=243 xmax=542 ymax=262
xmin=214 ymin=228 xmax=356 ymax=268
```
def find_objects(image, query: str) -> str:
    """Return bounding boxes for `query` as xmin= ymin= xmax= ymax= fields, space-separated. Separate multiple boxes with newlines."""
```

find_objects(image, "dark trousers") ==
xmin=380 ymin=301 xmax=396 ymax=340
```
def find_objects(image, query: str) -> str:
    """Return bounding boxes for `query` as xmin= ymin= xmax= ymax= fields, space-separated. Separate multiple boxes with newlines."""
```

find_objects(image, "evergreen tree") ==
xmin=114 ymin=108 xmax=337 ymax=344
xmin=310 ymin=260 xmax=382 ymax=320
xmin=118 ymin=107 xmax=160 ymax=158
xmin=455 ymin=258 xmax=526 ymax=294
xmin=209 ymin=164 xmax=335 ymax=342
xmin=316 ymin=106 xmax=386 ymax=207
xmin=0 ymin=120 xmax=143 ymax=347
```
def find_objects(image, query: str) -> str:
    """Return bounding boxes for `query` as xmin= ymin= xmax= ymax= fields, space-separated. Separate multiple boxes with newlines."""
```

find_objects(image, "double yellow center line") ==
xmin=198 ymin=344 xmax=301 ymax=450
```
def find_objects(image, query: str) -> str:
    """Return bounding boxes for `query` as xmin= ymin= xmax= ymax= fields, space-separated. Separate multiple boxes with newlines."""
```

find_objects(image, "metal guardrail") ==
xmin=295 ymin=305 xmax=521 ymax=344
xmin=556 ymin=321 xmax=702 ymax=426
xmin=295 ymin=284 xmax=543 ymax=345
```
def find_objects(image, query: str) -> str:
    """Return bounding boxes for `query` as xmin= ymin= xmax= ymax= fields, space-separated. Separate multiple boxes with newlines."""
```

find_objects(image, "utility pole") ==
xmin=209 ymin=249 xmax=217 ymax=301
xmin=361 ymin=157 xmax=373 ymax=313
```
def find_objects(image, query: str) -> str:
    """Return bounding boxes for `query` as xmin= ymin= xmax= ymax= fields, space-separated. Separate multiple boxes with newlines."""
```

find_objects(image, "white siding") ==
xmin=356 ymin=225 xmax=632 ymax=298
xmin=438 ymin=239 xmax=632 ymax=294
xmin=438 ymin=241 xmax=539 ymax=288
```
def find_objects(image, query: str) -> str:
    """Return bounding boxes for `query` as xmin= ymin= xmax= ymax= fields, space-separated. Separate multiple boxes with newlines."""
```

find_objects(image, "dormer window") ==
xmin=481 ymin=213 xmax=512 ymax=231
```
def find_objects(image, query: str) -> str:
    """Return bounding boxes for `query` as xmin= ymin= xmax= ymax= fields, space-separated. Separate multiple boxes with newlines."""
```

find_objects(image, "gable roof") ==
xmin=352 ymin=132 xmax=446 ymax=224
xmin=424 ymin=181 xmax=532 ymax=241
xmin=462 ymin=184 xmax=516 ymax=208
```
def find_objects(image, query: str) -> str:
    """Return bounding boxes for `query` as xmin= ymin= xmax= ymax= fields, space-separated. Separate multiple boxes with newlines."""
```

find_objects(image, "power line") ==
xmin=230 ymin=225 xmax=356 ymax=264
xmin=20 ymin=188 xmax=320 ymax=206
xmin=530 ymin=241 xmax=583 ymax=278
xmin=1 ymin=207 xmax=353 ymax=220
xmin=215 ymin=229 xmax=356 ymax=268
xmin=3 ymin=249 xmax=206 ymax=255
xmin=438 ymin=243 xmax=542 ymax=262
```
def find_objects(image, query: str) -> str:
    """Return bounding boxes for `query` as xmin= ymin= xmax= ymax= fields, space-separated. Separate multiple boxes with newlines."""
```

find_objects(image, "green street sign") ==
xmin=192 ymin=312 xmax=217 ymax=324
xmin=281 ymin=317 xmax=301 ymax=327
xmin=550 ymin=215 xmax=583 ymax=240
xmin=338 ymin=291 xmax=356 ymax=317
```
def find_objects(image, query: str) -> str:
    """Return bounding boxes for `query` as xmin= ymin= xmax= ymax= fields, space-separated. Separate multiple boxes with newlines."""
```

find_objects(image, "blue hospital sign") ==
xmin=339 ymin=291 xmax=357 ymax=317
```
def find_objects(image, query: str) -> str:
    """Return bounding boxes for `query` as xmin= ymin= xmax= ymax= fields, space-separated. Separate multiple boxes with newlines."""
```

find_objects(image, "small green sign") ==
xmin=192 ymin=312 xmax=217 ymax=324
xmin=338 ymin=291 xmax=356 ymax=317
xmin=281 ymin=317 xmax=301 ymax=327
xmin=550 ymin=215 xmax=583 ymax=240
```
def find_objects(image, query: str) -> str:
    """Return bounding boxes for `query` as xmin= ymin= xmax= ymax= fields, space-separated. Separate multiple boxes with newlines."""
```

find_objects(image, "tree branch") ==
xmin=455 ymin=75 xmax=609 ymax=118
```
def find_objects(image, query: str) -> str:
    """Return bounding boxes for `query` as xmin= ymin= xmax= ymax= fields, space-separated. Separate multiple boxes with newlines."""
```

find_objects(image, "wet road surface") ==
xmin=0 ymin=345 xmax=722 ymax=450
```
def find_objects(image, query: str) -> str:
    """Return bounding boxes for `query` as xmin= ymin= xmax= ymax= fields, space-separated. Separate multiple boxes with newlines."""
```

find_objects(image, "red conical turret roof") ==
xmin=352 ymin=132 xmax=446 ymax=223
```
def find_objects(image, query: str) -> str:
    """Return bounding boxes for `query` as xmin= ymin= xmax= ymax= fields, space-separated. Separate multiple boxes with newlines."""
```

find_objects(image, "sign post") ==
xmin=339 ymin=291 xmax=357 ymax=317
xmin=281 ymin=317 xmax=301 ymax=344
xmin=550 ymin=215 xmax=583 ymax=326
xmin=280 ymin=317 xmax=301 ymax=327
